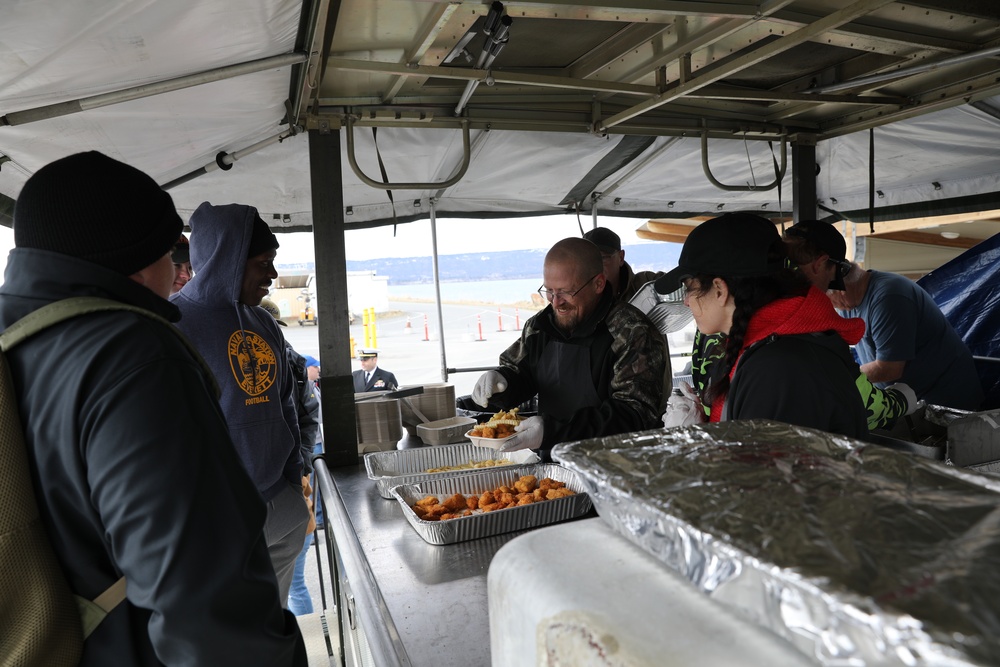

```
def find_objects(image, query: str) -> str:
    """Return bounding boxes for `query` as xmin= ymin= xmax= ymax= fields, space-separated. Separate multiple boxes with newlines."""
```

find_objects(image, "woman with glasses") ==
xmin=471 ymin=237 xmax=670 ymax=457
xmin=655 ymin=212 xmax=874 ymax=438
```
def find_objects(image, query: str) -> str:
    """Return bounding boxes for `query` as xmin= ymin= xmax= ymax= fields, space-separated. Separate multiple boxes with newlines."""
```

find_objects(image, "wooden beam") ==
xmin=853 ymin=210 xmax=1000 ymax=236
xmin=636 ymin=228 xmax=689 ymax=244
xmin=646 ymin=220 xmax=698 ymax=237
xmin=647 ymin=215 xmax=792 ymax=232
xmin=873 ymin=231 xmax=980 ymax=249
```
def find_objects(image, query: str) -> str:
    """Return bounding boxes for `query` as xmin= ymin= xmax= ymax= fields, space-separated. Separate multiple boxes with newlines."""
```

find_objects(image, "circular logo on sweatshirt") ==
xmin=228 ymin=330 xmax=277 ymax=397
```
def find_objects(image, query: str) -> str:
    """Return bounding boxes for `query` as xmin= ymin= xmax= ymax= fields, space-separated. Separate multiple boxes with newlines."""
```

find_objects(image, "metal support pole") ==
xmin=792 ymin=139 xmax=817 ymax=222
xmin=308 ymin=128 xmax=358 ymax=467
xmin=430 ymin=201 xmax=449 ymax=381
xmin=810 ymin=43 xmax=1000 ymax=95
xmin=0 ymin=52 xmax=307 ymax=127
xmin=702 ymin=131 xmax=787 ymax=191
xmin=345 ymin=116 xmax=471 ymax=190
xmin=161 ymin=125 xmax=302 ymax=191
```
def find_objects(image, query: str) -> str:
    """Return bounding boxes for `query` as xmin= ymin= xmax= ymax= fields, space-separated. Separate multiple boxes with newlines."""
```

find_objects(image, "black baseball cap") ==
xmin=784 ymin=220 xmax=849 ymax=290
xmin=654 ymin=212 xmax=784 ymax=294
xmin=583 ymin=227 xmax=621 ymax=254
xmin=784 ymin=220 xmax=847 ymax=261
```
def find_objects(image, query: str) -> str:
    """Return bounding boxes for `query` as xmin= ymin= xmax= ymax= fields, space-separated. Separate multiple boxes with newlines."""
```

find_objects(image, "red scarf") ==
xmin=709 ymin=287 xmax=865 ymax=420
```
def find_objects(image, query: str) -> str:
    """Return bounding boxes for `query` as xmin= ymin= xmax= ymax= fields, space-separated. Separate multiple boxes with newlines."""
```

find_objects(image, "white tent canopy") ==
xmin=4 ymin=0 xmax=1000 ymax=232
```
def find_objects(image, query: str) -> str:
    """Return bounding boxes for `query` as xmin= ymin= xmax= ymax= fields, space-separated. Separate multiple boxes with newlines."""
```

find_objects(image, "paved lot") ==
xmin=283 ymin=300 xmax=540 ymax=398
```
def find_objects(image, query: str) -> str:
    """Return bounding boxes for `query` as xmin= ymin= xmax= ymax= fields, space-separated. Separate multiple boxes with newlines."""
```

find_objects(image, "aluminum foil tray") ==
xmin=365 ymin=443 xmax=538 ymax=499
xmin=552 ymin=420 xmax=1000 ymax=667
xmin=390 ymin=464 xmax=591 ymax=545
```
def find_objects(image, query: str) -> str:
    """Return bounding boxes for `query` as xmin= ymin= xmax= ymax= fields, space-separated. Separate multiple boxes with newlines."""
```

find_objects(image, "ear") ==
xmin=594 ymin=273 xmax=606 ymax=293
xmin=712 ymin=277 xmax=730 ymax=302
xmin=810 ymin=254 xmax=829 ymax=275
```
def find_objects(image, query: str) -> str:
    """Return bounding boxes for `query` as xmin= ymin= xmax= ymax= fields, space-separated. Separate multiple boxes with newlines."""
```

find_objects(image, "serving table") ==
xmin=314 ymin=457 xmax=525 ymax=667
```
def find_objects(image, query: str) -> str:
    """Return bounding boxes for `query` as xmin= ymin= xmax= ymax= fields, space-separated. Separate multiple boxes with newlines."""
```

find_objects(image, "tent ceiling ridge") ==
xmin=595 ymin=0 xmax=899 ymax=132
xmin=320 ymin=108 xmax=795 ymax=138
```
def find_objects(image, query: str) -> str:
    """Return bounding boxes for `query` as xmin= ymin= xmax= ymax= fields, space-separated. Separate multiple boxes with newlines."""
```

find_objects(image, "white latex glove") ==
xmin=497 ymin=416 xmax=544 ymax=453
xmin=662 ymin=381 xmax=706 ymax=428
xmin=888 ymin=382 xmax=923 ymax=416
xmin=472 ymin=370 xmax=507 ymax=408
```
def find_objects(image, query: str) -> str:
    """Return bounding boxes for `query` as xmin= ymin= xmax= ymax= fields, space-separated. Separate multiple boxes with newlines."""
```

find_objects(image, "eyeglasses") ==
xmin=538 ymin=273 xmax=601 ymax=302
xmin=827 ymin=258 xmax=851 ymax=278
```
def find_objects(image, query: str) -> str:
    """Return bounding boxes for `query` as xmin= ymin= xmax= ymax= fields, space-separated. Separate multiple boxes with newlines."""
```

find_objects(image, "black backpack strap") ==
xmin=1 ymin=296 xmax=218 ymax=398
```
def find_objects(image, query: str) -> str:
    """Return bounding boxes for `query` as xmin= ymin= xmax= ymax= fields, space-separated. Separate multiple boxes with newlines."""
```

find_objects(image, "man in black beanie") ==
xmin=583 ymin=226 xmax=662 ymax=303
xmin=0 ymin=152 xmax=306 ymax=666
xmin=171 ymin=233 xmax=193 ymax=294
xmin=171 ymin=202 xmax=310 ymax=610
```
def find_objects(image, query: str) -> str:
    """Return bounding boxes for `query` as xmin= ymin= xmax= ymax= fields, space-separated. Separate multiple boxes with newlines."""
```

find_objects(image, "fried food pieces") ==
xmin=410 ymin=475 xmax=574 ymax=521
xmin=469 ymin=408 xmax=522 ymax=438
xmin=424 ymin=459 xmax=514 ymax=473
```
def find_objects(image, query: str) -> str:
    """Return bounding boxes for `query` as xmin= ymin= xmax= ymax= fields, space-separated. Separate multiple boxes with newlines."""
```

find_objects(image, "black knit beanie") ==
xmin=172 ymin=233 xmax=190 ymax=264
xmin=247 ymin=214 xmax=279 ymax=258
xmin=13 ymin=151 xmax=183 ymax=275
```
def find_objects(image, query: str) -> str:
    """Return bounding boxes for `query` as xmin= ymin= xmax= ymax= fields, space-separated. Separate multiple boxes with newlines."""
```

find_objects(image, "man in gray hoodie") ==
xmin=171 ymin=202 xmax=309 ymax=605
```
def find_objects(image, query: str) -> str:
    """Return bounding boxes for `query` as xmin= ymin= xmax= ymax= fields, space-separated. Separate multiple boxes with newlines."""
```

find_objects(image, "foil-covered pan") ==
xmin=390 ymin=464 xmax=591 ymax=545
xmin=365 ymin=444 xmax=539 ymax=499
xmin=552 ymin=420 xmax=1000 ymax=667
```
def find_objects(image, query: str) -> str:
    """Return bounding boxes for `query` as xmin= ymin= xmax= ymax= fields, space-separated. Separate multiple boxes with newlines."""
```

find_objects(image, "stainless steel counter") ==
xmin=314 ymin=457 xmax=522 ymax=667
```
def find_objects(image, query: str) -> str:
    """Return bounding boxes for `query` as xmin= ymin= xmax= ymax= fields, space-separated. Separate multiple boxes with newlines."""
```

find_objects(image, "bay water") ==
xmin=387 ymin=277 xmax=540 ymax=305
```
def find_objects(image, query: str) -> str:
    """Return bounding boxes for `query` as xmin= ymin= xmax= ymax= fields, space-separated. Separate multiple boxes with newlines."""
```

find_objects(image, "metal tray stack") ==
xmin=390 ymin=463 xmax=591 ymax=545
xmin=354 ymin=396 xmax=402 ymax=453
xmin=365 ymin=443 xmax=539 ymax=499
xmin=398 ymin=383 xmax=456 ymax=424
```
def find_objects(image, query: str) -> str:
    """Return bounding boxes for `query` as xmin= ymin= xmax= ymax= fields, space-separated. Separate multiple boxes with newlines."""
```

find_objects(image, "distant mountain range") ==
xmin=334 ymin=244 xmax=683 ymax=284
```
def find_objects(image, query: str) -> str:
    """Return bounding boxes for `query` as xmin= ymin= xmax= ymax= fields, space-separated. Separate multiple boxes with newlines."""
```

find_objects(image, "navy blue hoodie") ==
xmin=171 ymin=202 xmax=302 ymax=500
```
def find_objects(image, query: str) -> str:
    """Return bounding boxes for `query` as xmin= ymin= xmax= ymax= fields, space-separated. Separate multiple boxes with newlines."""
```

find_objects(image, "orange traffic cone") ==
xmin=404 ymin=317 xmax=413 ymax=335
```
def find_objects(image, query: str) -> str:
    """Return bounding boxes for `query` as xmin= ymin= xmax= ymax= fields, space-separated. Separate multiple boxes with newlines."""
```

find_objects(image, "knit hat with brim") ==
xmin=14 ymin=151 xmax=182 ymax=276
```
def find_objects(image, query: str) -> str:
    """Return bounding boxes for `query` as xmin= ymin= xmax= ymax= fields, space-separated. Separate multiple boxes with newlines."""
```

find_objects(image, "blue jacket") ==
xmin=171 ymin=202 xmax=302 ymax=500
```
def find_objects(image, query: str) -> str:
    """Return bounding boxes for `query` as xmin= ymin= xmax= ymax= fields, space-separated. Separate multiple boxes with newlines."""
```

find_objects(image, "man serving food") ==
xmin=471 ymin=237 xmax=670 ymax=457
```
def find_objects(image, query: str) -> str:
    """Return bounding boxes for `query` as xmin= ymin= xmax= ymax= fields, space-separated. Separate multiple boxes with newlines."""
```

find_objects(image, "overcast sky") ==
xmin=0 ymin=213 xmax=669 ymax=279
xmin=281 ymin=213 xmax=661 ymax=263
